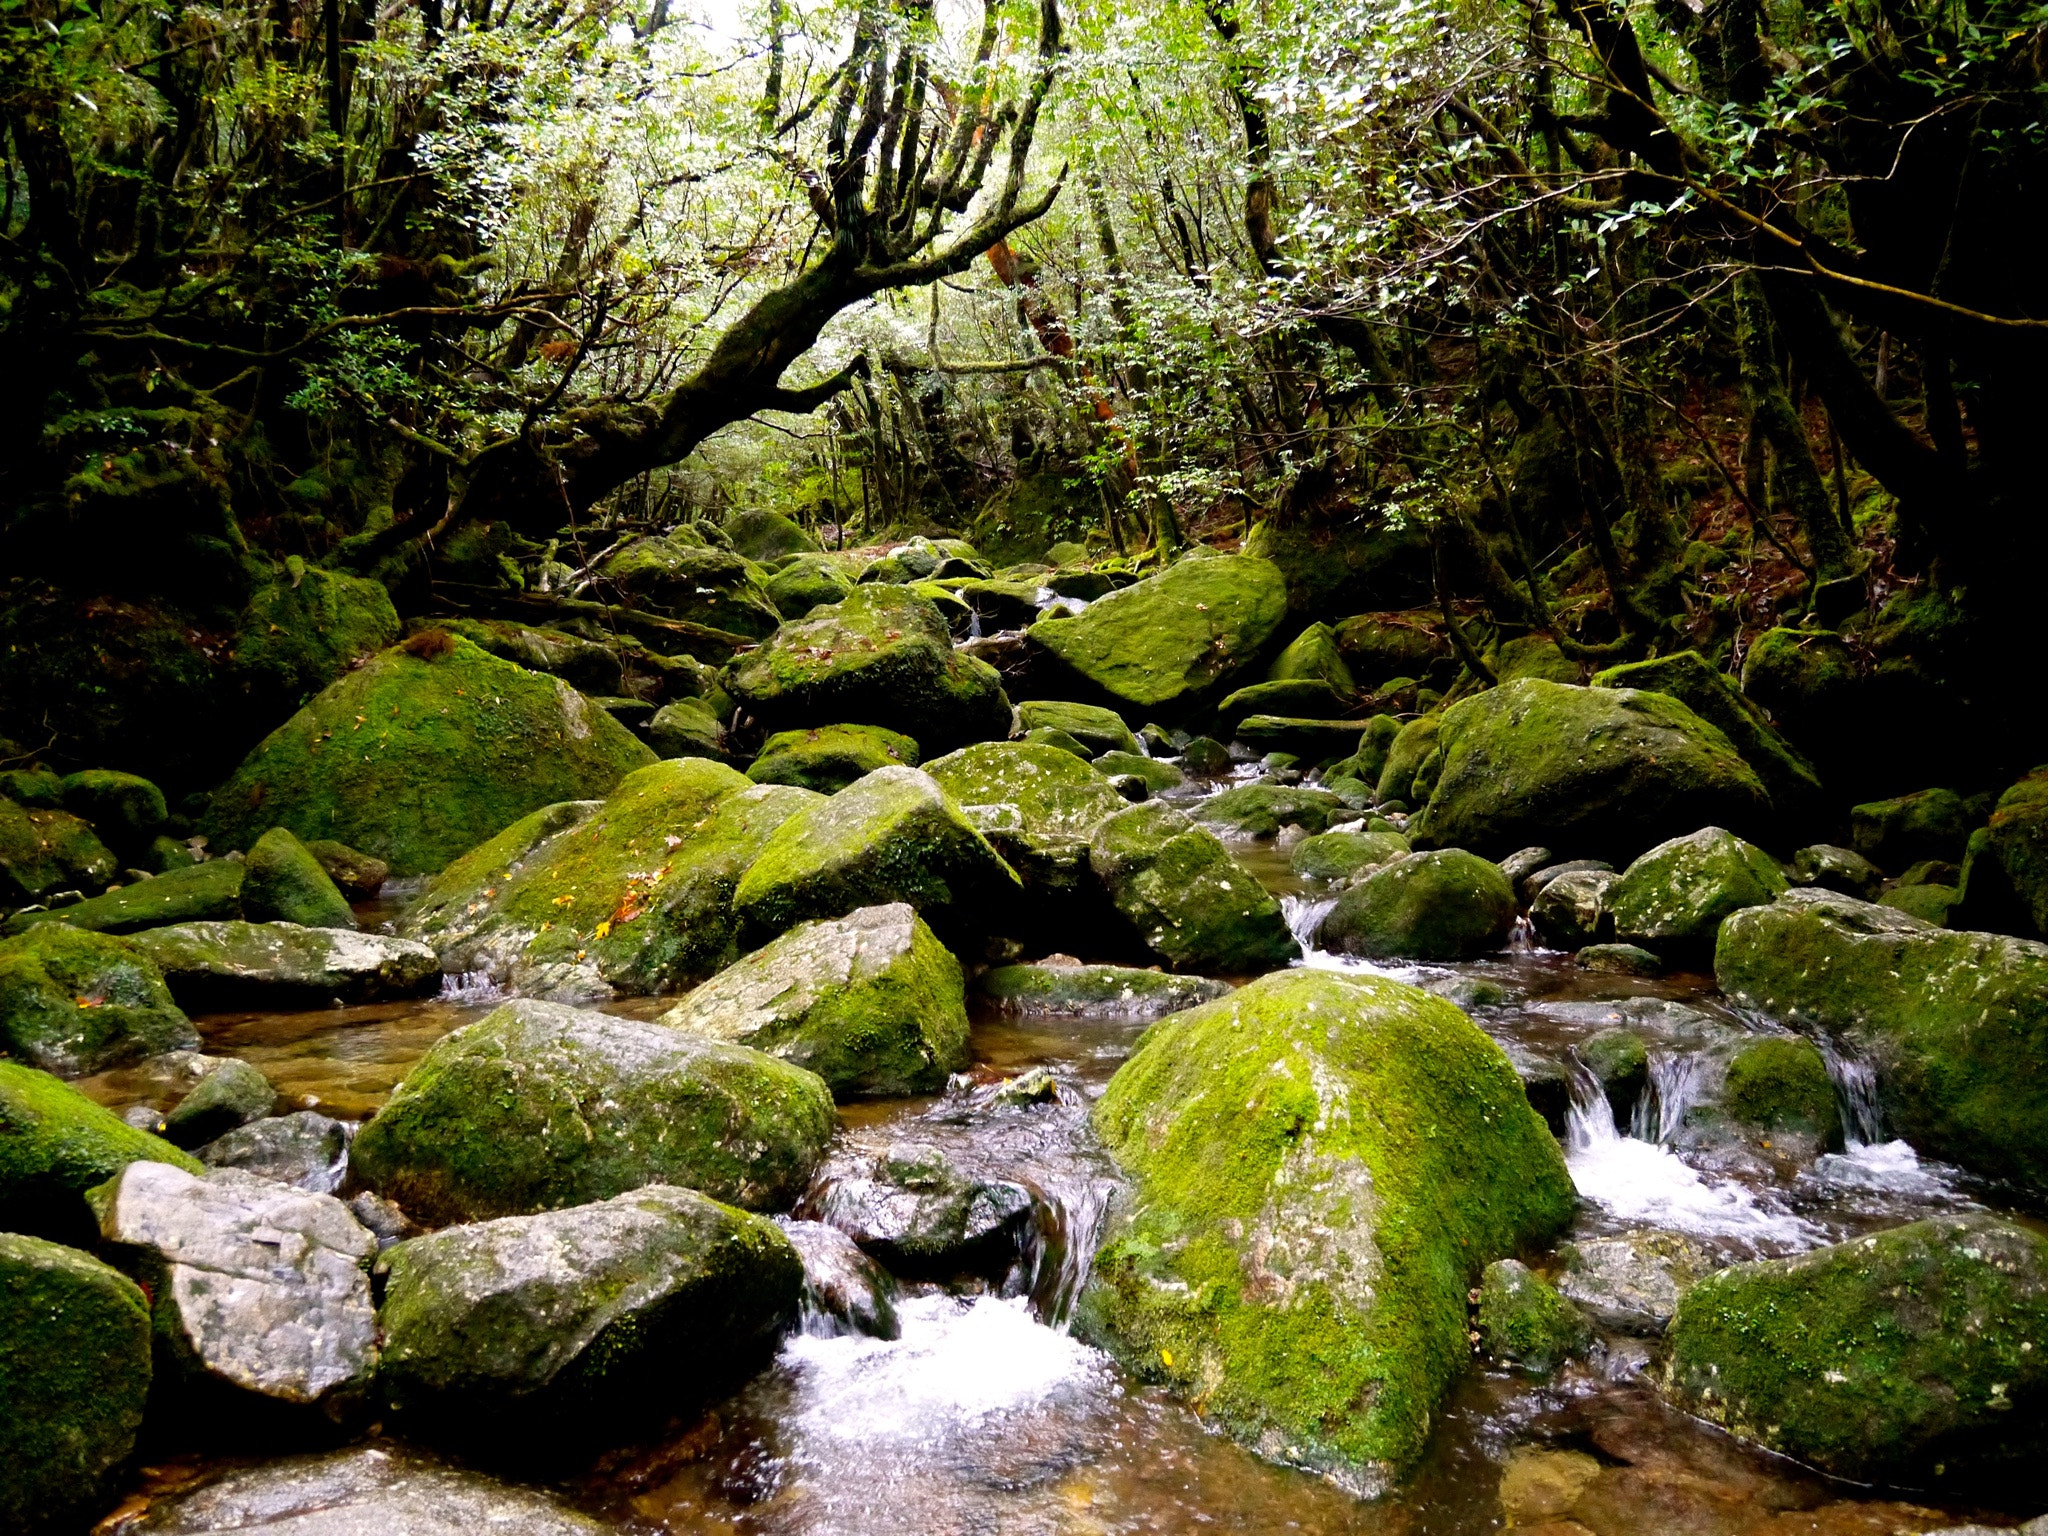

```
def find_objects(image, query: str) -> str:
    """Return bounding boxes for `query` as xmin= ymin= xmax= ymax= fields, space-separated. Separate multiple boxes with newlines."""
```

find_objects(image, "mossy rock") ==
xmin=2 ymin=857 xmax=246 ymax=938
xmin=1013 ymin=700 xmax=1140 ymax=758
xmin=1239 ymin=518 xmax=1432 ymax=621
xmin=732 ymin=766 xmax=1021 ymax=946
xmin=0 ymin=924 xmax=197 ymax=1077
xmin=1212 ymin=679 xmax=1352 ymax=738
xmin=726 ymin=585 xmax=1012 ymax=753
xmin=1290 ymin=830 xmax=1410 ymax=882
xmin=1493 ymin=636 xmax=1580 ymax=685
xmin=1476 ymin=1259 xmax=1591 ymax=1372
xmin=398 ymin=760 xmax=819 ymax=999
xmin=0 ymin=800 xmax=119 ymax=906
xmin=304 ymin=839 xmax=388 ymax=900
xmin=765 ymin=552 xmax=858 ymax=618
xmin=724 ymin=509 xmax=823 ymax=563
xmin=1530 ymin=869 xmax=1617 ymax=951
xmin=1664 ymin=1214 xmax=2048 ymax=1483
xmin=1266 ymin=623 xmax=1356 ymax=693
xmin=1849 ymin=787 xmax=1974 ymax=872
xmin=1790 ymin=843 xmax=1882 ymax=900
xmin=921 ymin=743 xmax=1124 ymax=850
xmin=1739 ymin=626 xmax=1860 ymax=760
xmin=159 ymin=1057 xmax=277 ymax=1148
xmin=132 ymin=921 xmax=440 ymax=1008
xmin=1605 ymin=827 xmax=1787 ymax=961
xmin=1332 ymin=610 xmax=1449 ymax=681
xmin=1877 ymin=882 xmax=1958 ymax=924
xmin=1322 ymin=849 xmax=1516 ymax=961
xmin=1080 ymin=969 xmax=1575 ymax=1491
xmin=1088 ymin=803 xmax=1297 ymax=974
xmin=1412 ymin=680 xmax=1771 ymax=865
xmin=748 ymin=724 xmax=921 ymax=795
xmin=1193 ymin=783 xmax=1346 ymax=840
xmin=232 ymin=566 xmax=402 ymax=707
xmin=0 ymin=1232 xmax=153 ymax=1533
xmin=1026 ymin=554 xmax=1289 ymax=719
xmin=1716 ymin=890 xmax=2048 ymax=1192
xmin=349 ymin=999 xmax=835 ymax=1225
xmin=1375 ymin=713 xmax=1442 ymax=804
xmin=243 ymin=826 xmax=357 ymax=930
xmin=647 ymin=698 xmax=729 ymax=761
xmin=205 ymin=637 xmax=656 ymax=877
xmin=426 ymin=618 xmax=626 ymax=696
xmin=1721 ymin=1037 xmax=1839 ymax=1143
xmin=1019 ymin=726 xmax=1091 ymax=759
xmin=1593 ymin=651 xmax=1823 ymax=819
xmin=660 ymin=903 xmax=968 ymax=1098
xmin=1180 ymin=736 xmax=1232 ymax=776
xmin=1091 ymin=750 xmax=1183 ymax=794
xmin=940 ymin=578 xmax=1042 ymax=632
xmin=0 ymin=1061 xmax=200 ymax=1241
xmin=1324 ymin=714 xmax=1402 ymax=796
xmin=1577 ymin=942 xmax=1664 ymax=976
xmin=1955 ymin=768 xmax=2048 ymax=938
xmin=975 ymin=963 xmax=1231 ymax=1018
xmin=599 ymin=536 xmax=781 ymax=638
xmin=58 ymin=770 xmax=168 ymax=851
xmin=1234 ymin=716 xmax=1371 ymax=762
xmin=0 ymin=769 xmax=64 ymax=809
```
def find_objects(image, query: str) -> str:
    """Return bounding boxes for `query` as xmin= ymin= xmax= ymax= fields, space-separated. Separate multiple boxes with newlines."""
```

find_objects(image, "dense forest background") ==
xmin=5 ymin=0 xmax=2044 ymax=806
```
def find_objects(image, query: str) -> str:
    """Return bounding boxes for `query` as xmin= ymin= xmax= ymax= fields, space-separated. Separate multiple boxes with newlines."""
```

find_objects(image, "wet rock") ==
xmin=0 ymin=800 xmax=120 ymax=906
xmin=659 ymin=903 xmax=968 ymax=1099
xmin=976 ymin=961 xmax=1231 ymax=1018
xmin=1089 ymin=803 xmax=1297 ymax=974
xmin=1789 ymin=843 xmax=1883 ymax=900
xmin=1575 ymin=941 xmax=1665 ymax=976
xmin=98 ymin=1161 xmax=378 ymax=1407
xmin=781 ymin=1218 xmax=900 ymax=1338
xmin=1081 ymin=969 xmax=1575 ymax=1492
xmin=398 ymin=760 xmax=818 ymax=999
xmin=1013 ymin=699 xmax=1141 ymax=758
xmin=733 ymin=765 xmax=1021 ymax=945
xmin=1579 ymin=1028 xmax=1650 ymax=1124
xmin=1606 ymin=827 xmax=1787 ymax=961
xmin=2 ymin=856 xmax=245 ymax=938
xmin=1411 ymin=680 xmax=1771 ymax=865
xmin=0 ymin=923 xmax=197 ymax=1076
xmin=1721 ymin=1036 xmax=1840 ymax=1147
xmin=1322 ymin=849 xmax=1516 ymax=961
xmin=1026 ymin=554 xmax=1289 ymax=719
xmin=1092 ymin=749 xmax=1183 ymax=794
xmin=1477 ymin=1258 xmax=1592 ymax=1371
xmin=727 ymin=585 xmax=1013 ymax=752
xmin=201 ymin=1111 xmax=351 ymax=1194
xmin=126 ymin=1446 xmax=608 ymax=1535
xmin=1193 ymin=783 xmax=1347 ymax=839
xmin=1665 ymin=1214 xmax=2048 ymax=1483
xmin=1530 ymin=868 xmax=1617 ymax=951
xmin=1290 ymin=829 xmax=1411 ymax=883
xmin=1850 ymin=787 xmax=1975 ymax=872
xmin=377 ymin=1184 xmax=801 ymax=1441
xmin=599 ymin=535 xmax=781 ymax=638
xmin=1716 ymin=889 xmax=2048 ymax=1192
xmin=922 ymin=741 xmax=1125 ymax=888
xmin=159 ymin=1058 xmax=277 ymax=1148
xmin=241 ymin=826 xmax=358 ymax=930
xmin=1497 ymin=1447 xmax=1602 ymax=1526
xmin=1557 ymin=1230 xmax=1715 ymax=1334
xmin=349 ymin=999 xmax=835 ymax=1224
xmin=1180 ymin=735 xmax=1231 ymax=776
xmin=814 ymin=1141 xmax=1034 ymax=1280
xmin=646 ymin=698 xmax=728 ymax=761
xmin=204 ymin=636 xmax=656 ymax=878
xmin=304 ymin=839 xmax=388 ymax=900
xmin=0 ymin=1232 xmax=153 ymax=1533
xmin=1 ymin=1061 xmax=200 ymax=1240
xmin=1019 ymin=725 xmax=1091 ymax=759
xmin=1107 ymin=772 xmax=1150 ymax=801
xmin=748 ymin=723 xmax=920 ymax=794
xmin=135 ymin=921 xmax=438 ymax=1008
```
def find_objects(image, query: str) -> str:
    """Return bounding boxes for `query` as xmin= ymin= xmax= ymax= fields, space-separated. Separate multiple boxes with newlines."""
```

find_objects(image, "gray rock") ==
xmin=1521 ymin=858 xmax=1614 ymax=905
xmin=782 ymin=1217 xmax=900 ymax=1338
xmin=128 ymin=1446 xmax=608 ymax=1535
xmin=1498 ymin=846 xmax=1554 ymax=887
xmin=98 ymin=1161 xmax=377 ymax=1405
xmin=1556 ymin=1230 xmax=1715 ymax=1334
xmin=975 ymin=961 xmax=1231 ymax=1019
xmin=132 ymin=921 xmax=440 ymax=1007
xmin=201 ymin=1111 xmax=351 ymax=1194
xmin=1530 ymin=868 xmax=1617 ymax=950
xmin=160 ymin=1057 xmax=277 ymax=1148
xmin=812 ymin=1141 xmax=1034 ymax=1280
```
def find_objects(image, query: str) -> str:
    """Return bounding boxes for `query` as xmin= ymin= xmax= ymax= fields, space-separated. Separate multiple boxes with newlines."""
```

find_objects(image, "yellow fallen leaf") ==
xmin=594 ymin=920 xmax=612 ymax=939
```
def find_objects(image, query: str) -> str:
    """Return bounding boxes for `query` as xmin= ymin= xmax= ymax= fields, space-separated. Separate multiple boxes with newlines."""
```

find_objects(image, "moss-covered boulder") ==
xmin=349 ymin=999 xmax=835 ymax=1225
xmin=724 ymin=509 xmax=822 ymax=563
xmin=304 ymin=839 xmax=388 ymax=900
xmin=747 ymin=724 xmax=920 ymax=795
xmin=1716 ymin=890 xmax=2048 ymax=1191
xmin=599 ymin=535 xmax=781 ymax=638
xmin=1592 ymin=651 xmax=1823 ymax=816
xmin=731 ymin=766 xmax=1020 ymax=945
xmin=133 ymin=921 xmax=440 ymax=1007
xmin=1239 ymin=519 xmax=1433 ymax=621
xmin=57 ymin=769 xmax=168 ymax=852
xmin=1605 ymin=827 xmax=1787 ymax=961
xmin=428 ymin=618 xmax=626 ymax=696
xmin=1234 ymin=716 xmax=1372 ymax=762
xmin=647 ymin=697 xmax=728 ymax=761
xmin=765 ymin=552 xmax=859 ymax=618
xmin=1739 ymin=626 xmax=1860 ymax=764
xmin=1790 ymin=843 xmax=1883 ymax=900
xmin=1212 ymin=679 xmax=1353 ymax=739
xmin=1850 ymin=787 xmax=1975 ymax=871
xmin=397 ymin=761 xmax=819 ymax=999
xmin=243 ymin=826 xmax=357 ymax=929
xmin=1664 ymin=1214 xmax=2048 ymax=1483
xmin=204 ymin=637 xmax=656 ymax=877
xmin=975 ymin=962 xmax=1231 ymax=1018
xmin=1266 ymin=622 xmax=1357 ymax=693
xmin=1092 ymin=750 xmax=1183 ymax=794
xmin=1013 ymin=700 xmax=1141 ymax=758
xmin=1721 ymin=1036 xmax=1839 ymax=1144
xmin=377 ymin=1183 xmax=801 ymax=1444
xmin=0 ymin=1061 xmax=200 ymax=1240
xmin=157 ymin=1058 xmax=278 ymax=1148
xmin=1374 ymin=713 xmax=1443 ymax=804
xmin=1530 ymin=868 xmax=1616 ymax=951
xmin=0 ymin=799 xmax=118 ymax=906
xmin=1412 ymin=680 xmax=1771 ymax=864
xmin=0 ymin=924 xmax=197 ymax=1076
xmin=1089 ymin=803 xmax=1297 ymax=973
xmin=1476 ymin=1259 xmax=1592 ymax=1372
xmin=0 ymin=768 xmax=64 ymax=809
xmin=1 ymin=857 xmax=245 ymax=938
xmin=1332 ymin=610 xmax=1449 ymax=682
xmin=1322 ymin=849 xmax=1516 ymax=961
xmin=231 ymin=566 xmax=402 ymax=710
xmin=726 ymin=585 xmax=1011 ymax=752
xmin=0 ymin=1232 xmax=153 ymax=1533
xmin=1026 ymin=554 xmax=1288 ymax=720
xmin=1955 ymin=768 xmax=2048 ymax=938
xmin=659 ymin=904 xmax=968 ymax=1098
xmin=1193 ymin=784 xmax=1347 ymax=840
xmin=1290 ymin=830 xmax=1410 ymax=882
xmin=1080 ymin=969 xmax=1574 ymax=1492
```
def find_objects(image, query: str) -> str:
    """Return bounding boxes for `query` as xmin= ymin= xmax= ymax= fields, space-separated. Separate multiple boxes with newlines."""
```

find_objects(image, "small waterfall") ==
xmin=1564 ymin=1054 xmax=1621 ymax=1152
xmin=1281 ymin=894 xmax=1337 ymax=953
xmin=1020 ymin=1177 xmax=1114 ymax=1331
xmin=1821 ymin=1043 xmax=1886 ymax=1148
xmin=967 ymin=607 xmax=983 ymax=640
xmin=1631 ymin=1051 xmax=1708 ymax=1144
xmin=437 ymin=970 xmax=505 ymax=1004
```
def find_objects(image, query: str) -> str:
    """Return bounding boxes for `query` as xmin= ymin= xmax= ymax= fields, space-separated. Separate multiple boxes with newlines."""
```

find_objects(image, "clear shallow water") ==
xmin=91 ymin=835 xmax=2037 ymax=1536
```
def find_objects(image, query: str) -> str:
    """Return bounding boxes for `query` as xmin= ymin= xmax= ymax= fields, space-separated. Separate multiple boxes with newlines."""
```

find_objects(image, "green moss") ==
xmin=1476 ymin=1259 xmax=1591 ymax=1371
xmin=0 ymin=925 xmax=196 ymax=1077
xmin=1212 ymin=680 xmax=1353 ymax=739
xmin=600 ymin=536 xmax=781 ymax=638
xmin=764 ymin=553 xmax=859 ymax=619
xmin=0 ymin=1060 xmax=200 ymax=1240
xmin=1194 ymin=784 xmax=1347 ymax=840
xmin=1374 ymin=714 xmax=1442 ymax=804
xmin=1721 ymin=1036 xmax=1839 ymax=1141
xmin=1332 ymin=612 xmax=1449 ymax=683
xmin=1323 ymin=850 xmax=1516 ymax=961
xmin=1592 ymin=651 xmax=1823 ymax=817
xmin=1849 ymin=787 xmax=1974 ymax=871
xmin=1234 ymin=717 xmax=1373 ymax=763
xmin=0 ymin=770 xmax=64 ymax=809
xmin=429 ymin=618 xmax=625 ymax=695
xmin=1 ymin=802 xmax=118 ymax=905
xmin=57 ymin=771 xmax=168 ymax=850
xmin=1080 ymin=969 xmax=1575 ymax=1489
xmin=243 ymin=826 xmax=357 ymax=928
xmin=0 ymin=1232 xmax=153 ymax=1532
xmin=204 ymin=636 xmax=656 ymax=876
xmin=1266 ymin=624 xmax=1357 ymax=693
xmin=724 ymin=509 xmax=823 ymax=563
xmin=1088 ymin=803 xmax=1298 ymax=974
xmin=2 ymin=857 xmax=245 ymax=938
xmin=1013 ymin=701 xmax=1141 ymax=758
xmin=976 ymin=963 xmax=1232 ymax=1018
xmin=1093 ymin=750 xmax=1183 ymax=793
xmin=1290 ymin=830 xmax=1410 ymax=882
xmin=1239 ymin=519 xmax=1432 ymax=622
xmin=1606 ymin=827 xmax=1787 ymax=960
xmin=1493 ymin=636 xmax=1580 ymax=685
xmin=748 ymin=724 xmax=921 ymax=794
xmin=1019 ymin=727 xmax=1092 ymax=759
xmin=232 ymin=566 xmax=401 ymax=704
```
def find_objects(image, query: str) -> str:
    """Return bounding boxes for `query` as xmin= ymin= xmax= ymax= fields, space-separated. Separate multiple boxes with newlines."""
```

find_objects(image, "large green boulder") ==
xmin=243 ymin=826 xmax=357 ymax=929
xmin=1592 ymin=651 xmax=1823 ymax=816
xmin=0 ymin=924 xmax=196 ymax=1076
xmin=1290 ymin=829 xmax=1409 ymax=882
xmin=133 ymin=921 xmax=440 ymax=1007
xmin=231 ymin=566 xmax=402 ymax=710
xmin=1739 ymin=626 xmax=1860 ymax=764
xmin=646 ymin=697 xmax=728 ymax=761
xmin=1716 ymin=889 xmax=2048 ymax=1191
xmin=724 ymin=508 xmax=822 ymax=562
xmin=1664 ymin=1214 xmax=2048 ymax=1483
xmin=1081 ymin=969 xmax=1575 ymax=1491
xmin=1412 ymin=680 xmax=1771 ymax=864
xmin=397 ymin=760 xmax=819 ymax=999
xmin=204 ymin=636 xmax=656 ymax=877
xmin=1605 ymin=827 xmax=1787 ymax=961
xmin=0 ymin=1061 xmax=200 ymax=1240
xmin=1234 ymin=716 xmax=1372 ymax=762
xmin=599 ymin=535 xmax=781 ymax=638
xmin=765 ymin=552 xmax=858 ymax=618
xmin=1 ymin=857 xmax=244 ymax=938
xmin=1493 ymin=635 xmax=1579 ymax=685
xmin=1026 ymin=554 xmax=1288 ymax=719
xmin=1849 ymin=787 xmax=1974 ymax=871
xmin=1012 ymin=700 xmax=1140 ymax=758
xmin=304 ymin=839 xmax=388 ymax=900
xmin=922 ymin=741 xmax=1125 ymax=871
xmin=1266 ymin=622 xmax=1357 ymax=693
xmin=726 ymin=585 xmax=1012 ymax=752
xmin=1088 ymin=803 xmax=1297 ymax=973
xmin=1321 ymin=849 xmax=1516 ymax=961
xmin=747 ymin=723 xmax=920 ymax=795
xmin=1193 ymin=783 xmax=1347 ymax=840
xmin=731 ymin=766 xmax=1020 ymax=945
xmin=1956 ymin=767 xmax=2048 ymax=938
xmin=1332 ymin=610 xmax=1449 ymax=683
xmin=429 ymin=618 xmax=625 ymax=695
xmin=1374 ymin=713 xmax=1442 ymax=804
xmin=57 ymin=769 xmax=168 ymax=852
xmin=377 ymin=1184 xmax=802 ymax=1443
xmin=1720 ymin=1036 xmax=1840 ymax=1145
xmin=348 ymin=999 xmax=835 ymax=1225
xmin=0 ymin=1233 xmax=153 ymax=1532
xmin=0 ymin=799 xmax=118 ymax=906
xmin=659 ymin=903 xmax=969 ymax=1098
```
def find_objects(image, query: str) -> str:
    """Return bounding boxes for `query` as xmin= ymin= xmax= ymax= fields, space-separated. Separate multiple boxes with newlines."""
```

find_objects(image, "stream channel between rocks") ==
xmin=74 ymin=804 xmax=2039 ymax=1536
